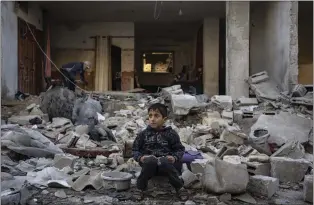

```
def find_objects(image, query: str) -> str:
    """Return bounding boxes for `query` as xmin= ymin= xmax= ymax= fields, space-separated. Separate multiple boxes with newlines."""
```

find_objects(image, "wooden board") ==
xmin=52 ymin=49 xmax=96 ymax=91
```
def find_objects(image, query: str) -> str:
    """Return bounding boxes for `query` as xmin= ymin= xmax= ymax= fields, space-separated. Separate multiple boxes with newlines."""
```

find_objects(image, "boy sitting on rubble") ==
xmin=132 ymin=103 xmax=189 ymax=201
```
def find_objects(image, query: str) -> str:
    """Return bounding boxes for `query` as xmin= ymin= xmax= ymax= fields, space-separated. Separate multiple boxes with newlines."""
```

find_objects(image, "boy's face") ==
xmin=148 ymin=109 xmax=166 ymax=129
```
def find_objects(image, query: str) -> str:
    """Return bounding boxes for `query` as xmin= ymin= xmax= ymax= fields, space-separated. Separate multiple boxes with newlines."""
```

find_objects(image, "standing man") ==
xmin=60 ymin=61 xmax=91 ymax=91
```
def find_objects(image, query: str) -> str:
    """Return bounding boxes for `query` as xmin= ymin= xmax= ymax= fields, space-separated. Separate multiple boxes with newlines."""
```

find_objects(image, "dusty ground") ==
xmin=27 ymin=185 xmax=311 ymax=205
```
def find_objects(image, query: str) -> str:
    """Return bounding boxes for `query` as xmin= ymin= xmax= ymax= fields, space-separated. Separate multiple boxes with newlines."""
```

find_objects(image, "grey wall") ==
xmin=1 ymin=1 xmax=18 ymax=98
xmin=250 ymin=1 xmax=298 ymax=92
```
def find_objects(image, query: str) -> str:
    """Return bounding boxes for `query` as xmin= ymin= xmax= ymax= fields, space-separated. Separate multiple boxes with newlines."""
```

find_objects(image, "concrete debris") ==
xmin=1 ymin=81 xmax=313 ymax=204
xmin=211 ymin=95 xmax=233 ymax=111
xmin=8 ymin=115 xmax=43 ymax=126
xmin=303 ymin=175 xmax=313 ymax=203
xmin=250 ymin=112 xmax=312 ymax=146
xmin=233 ymin=192 xmax=257 ymax=204
xmin=271 ymin=141 xmax=305 ymax=159
xmin=203 ymin=158 xmax=249 ymax=194
xmin=270 ymin=157 xmax=311 ymax=183
xmin=171 ymin=94 xmax=200 ymax=115
xmin=248 ymin=71 xmax=269 ymax=84
xmin=54 ymin=190 xmax=67 ymax=198
xmin=247 ymin=175 xmax=279 ymax=198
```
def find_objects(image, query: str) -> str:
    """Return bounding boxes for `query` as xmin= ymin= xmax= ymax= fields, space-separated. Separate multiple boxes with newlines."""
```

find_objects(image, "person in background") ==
xmin=114 ymin=71 xmax=121 ymax=91
xmin=132 ymin=103 xmax=189 ymax=201
xmin=172 ymin=65 xmax=188 ymax=84
xmin=195 ymin=65 xmax=203 ymax=94
xmin=60 ymin=61 xmax=91 ymax=91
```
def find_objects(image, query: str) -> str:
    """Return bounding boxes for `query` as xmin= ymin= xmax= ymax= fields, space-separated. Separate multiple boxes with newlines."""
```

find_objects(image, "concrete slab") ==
xmin=247 ymin=175 xmax=279 ymax=198
xmin=270 ymin=157 xmax=310 ymax=183
xmin=250 ymin=112 xmax=313 ymax=146
xmin=71 ymin=172 xmax=103 ymax=191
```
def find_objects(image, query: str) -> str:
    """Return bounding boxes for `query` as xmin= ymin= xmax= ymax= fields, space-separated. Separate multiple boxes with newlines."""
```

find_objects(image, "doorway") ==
xmin=111 ymin=45 xmax=122 ymax=91
xmin=219 ymin=18 xmax=226 ymax=95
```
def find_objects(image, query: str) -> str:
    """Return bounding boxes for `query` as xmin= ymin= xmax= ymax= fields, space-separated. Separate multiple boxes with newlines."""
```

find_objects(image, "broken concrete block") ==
xmin=221 ymin=110 xmax=233 ymax=121
xmin=171 ymin=94 xmax=199 ymax=115
xmin=223 ymin=155 xmax=242 ymax=165
xmin=203 ymin=158 xmax=249 ymax=194
xmin=220 ymin=127 xmax=247 ymax=145
xmin=247 ymin=175 xmax=279 ymax=198
xmin=181 ymin=169 xmax=199 ymax=188
xmin=8 ymin=115 xmax=42 ymax=125
xmin=245 ymin=161 xmax=270 ymax=176
xmin=211 ymin=95 xmax=233 ymax=110
xmin=190 ymin=159 xmax=209 ymax=175
xmin=250 ymin=112 xmax=313 ymax=146
xmin=303 ymin=175 xmax=313 ymax=203
xmin=248 ymin=154 xmax=270 ymax=163
xmin=29 ymin=106 xmax=44 ymax=116
xmin=271 ymin=141 xmax=305 ymax=159
xmin=248 ymin=71 xmax=269 ymax=84
xmin=233 ymin=192 xmax=257 ymax=204
xmin=236 ymin=97 xmax=259 ymax=106
xmin=53 ymin=154 xmax=77 ymax=169
xmin=219 ymin=193 xmax=231 ymax=203
xmin=54 ymin=190 xmax=67 ymax=198
xmin=124 ymin=140 xmax=134 ymax=158
xmin=292 ymin=84 xmax=307 ymax=97
xmin=233 ymin=110 xmax=243 ymax=123
xmin=95 ymin=155 xmax=108 ymax=165
xmin=162 ymin=85 xmax=184 ymax=97
xmin=270 ymin=157 xmax=311 ymax=183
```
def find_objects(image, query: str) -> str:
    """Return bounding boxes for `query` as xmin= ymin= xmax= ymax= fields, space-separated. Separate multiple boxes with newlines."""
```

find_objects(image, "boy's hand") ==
xmin=166 ymin=156 xmax=176 ymax=163
xmin=140 ymin=155 xmax=157 ymax=163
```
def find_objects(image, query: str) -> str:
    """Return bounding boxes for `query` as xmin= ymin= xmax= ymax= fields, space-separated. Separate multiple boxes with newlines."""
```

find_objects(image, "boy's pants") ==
xmin=137 ymin=156 xmax=184 ymax=191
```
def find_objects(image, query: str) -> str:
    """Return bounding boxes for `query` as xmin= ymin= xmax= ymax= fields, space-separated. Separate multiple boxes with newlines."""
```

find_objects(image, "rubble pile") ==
xmin=1 ymin=73 xmax=313 ymax=204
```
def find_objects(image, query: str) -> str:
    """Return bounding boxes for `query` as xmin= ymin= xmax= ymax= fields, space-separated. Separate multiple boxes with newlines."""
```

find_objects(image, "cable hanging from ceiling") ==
xmin=154 ymin=0 xmax=163 ymax=20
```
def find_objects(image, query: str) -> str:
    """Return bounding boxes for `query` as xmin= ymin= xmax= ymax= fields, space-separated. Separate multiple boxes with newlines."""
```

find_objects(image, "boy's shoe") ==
xmin=132 ymin=189 xmax=146 ymax=201
xmin=176 ymin=187 xmax=189 ymax=201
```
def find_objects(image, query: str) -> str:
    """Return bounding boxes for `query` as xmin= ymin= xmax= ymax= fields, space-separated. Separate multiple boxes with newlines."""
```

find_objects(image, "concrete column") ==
xmin=226 ymin=1 xmax=250 ymax=98
xmin=95 ymin=36 xmax=109 ymax=92
xmin=203 ymin=18 xmax=219 ymax=96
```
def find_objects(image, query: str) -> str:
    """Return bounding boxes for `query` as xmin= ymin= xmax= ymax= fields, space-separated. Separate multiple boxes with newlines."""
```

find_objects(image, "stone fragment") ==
xmin=223 ymin=155 xmax=242 ymax=165
xmin=54 ymin=190 xmax=67 ymax=198
xmin=244 ymin=161 xmax=270 ymax=176
xmin=220 ymin=127 xmax=247 ymax=145
xmin=247 ymin=175 xmax=279 ymax=198
xmin=248 ymin=71 xmax=269 ymax=84
xmin=8 ymin=115 xmax=42 ymax=125
xmin=190 ymin=159 xmax=209 ymax=175
xmin=233 ymin=193 xmax=257 ymax=204
xmin=271 ymin=141 xmax=305 ymax=159
xmin=185 ymin=200 xmax=196 ymax=205
xmin=270 ymin=157 xmax=310 ymax=183
xmin=53 ymin=154 xmax=78 ymax=169
xmin=211 ymin=95 xmax=232 ymax=110
xmin=292 ymin=84 xmax=307 ymax=97
xmin=248 ymin=155 xmax=270 ymax=163
xmin=235 ymin=97 xmax=258 ymax=106
xmin=95 ymin=155 xmax=108 ymax=165
xmin=171 ymin=94 xmax=199 ymax=115
xmin=303 ymin=175 xmax=313 ymax=203
xmin=219 ymin=193 xmax=231 ymax=202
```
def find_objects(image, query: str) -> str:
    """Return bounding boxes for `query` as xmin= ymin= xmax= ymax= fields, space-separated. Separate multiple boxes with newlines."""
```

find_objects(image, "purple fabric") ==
xmin=181 ymin=150 xmax=203 ymax=163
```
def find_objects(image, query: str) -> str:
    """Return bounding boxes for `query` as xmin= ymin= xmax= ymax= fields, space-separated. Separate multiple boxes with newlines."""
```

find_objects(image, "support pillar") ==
xmin=203 ymin=18 xmax=219 ymax=96
xmin=226 ymin=1 xmax=250 ymax=98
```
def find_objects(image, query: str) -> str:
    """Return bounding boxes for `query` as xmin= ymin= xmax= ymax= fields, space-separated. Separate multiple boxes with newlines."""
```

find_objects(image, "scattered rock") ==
xmin=270 ymin=157 xmax=311 ymax=183
xmin=303 ymin=175 xmax=313 ymax=203
xmin=54 ymin=190 xmax=67 ymax=198
xmin=247 ymin=175 xmax=279 ymax=198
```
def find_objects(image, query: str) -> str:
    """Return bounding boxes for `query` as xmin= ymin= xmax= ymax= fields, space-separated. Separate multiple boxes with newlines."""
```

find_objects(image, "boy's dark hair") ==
xmin=148 ymin=103 xmax=168 ymax=118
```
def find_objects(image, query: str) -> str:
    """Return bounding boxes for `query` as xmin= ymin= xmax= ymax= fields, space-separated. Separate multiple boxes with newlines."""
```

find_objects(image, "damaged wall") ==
xmin=250 ymin=1 xmax=299 ymax=92
xmin=1 ymin=1 xmax=43 ymax=99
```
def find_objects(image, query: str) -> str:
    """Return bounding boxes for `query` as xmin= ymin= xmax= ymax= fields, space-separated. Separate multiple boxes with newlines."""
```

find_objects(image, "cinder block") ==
xmin=247 ymin=175 xmax=279 ymax=198
xmin=303 ymin=175 xmax=313 ymax=203
xmin=245 ymin=161 xmax=270 ymax=176
xmin=270 ymin=157 xmax=310 ymax=183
